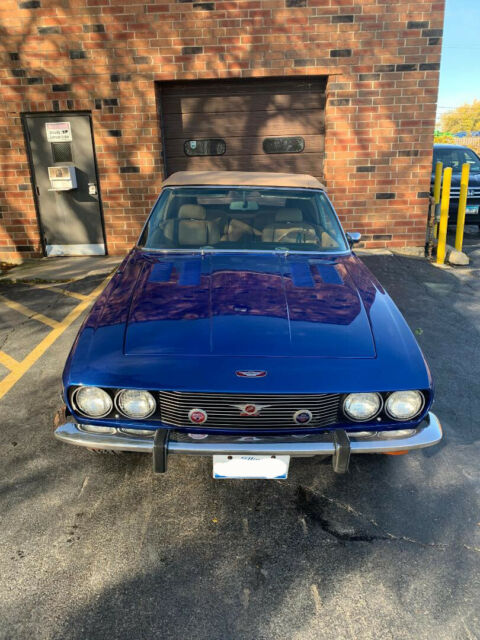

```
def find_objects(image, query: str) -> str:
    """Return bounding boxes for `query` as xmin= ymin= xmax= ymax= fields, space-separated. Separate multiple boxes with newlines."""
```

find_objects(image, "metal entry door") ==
xmin=24 ymin=113 xmax=106 ymax=256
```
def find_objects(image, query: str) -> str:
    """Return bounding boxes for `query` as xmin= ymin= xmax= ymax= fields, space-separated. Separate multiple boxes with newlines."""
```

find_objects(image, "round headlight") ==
xmin=385 ymin=391 xmax=424 ymax=421
xmin=73 ymin=387 xmax=113 ymax=418
xmin=115 ymin=389 xmax=156 ymax=419
xmin=344 ymin=392 xmax=382 ymax=421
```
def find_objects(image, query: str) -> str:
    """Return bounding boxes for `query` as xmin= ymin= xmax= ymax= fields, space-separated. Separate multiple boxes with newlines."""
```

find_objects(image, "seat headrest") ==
xmin=178 ymin=204 xmax=206 ymax=220
xmin=275 ymin=208 xmax=303 ymax=223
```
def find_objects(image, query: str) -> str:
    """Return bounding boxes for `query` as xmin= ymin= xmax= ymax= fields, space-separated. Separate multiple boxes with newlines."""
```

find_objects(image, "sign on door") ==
xmin=45 ymin=122 xmax=72 ymax=143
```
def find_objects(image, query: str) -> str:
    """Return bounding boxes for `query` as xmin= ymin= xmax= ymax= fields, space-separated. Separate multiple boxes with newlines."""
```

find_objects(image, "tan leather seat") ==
xmin=206 ymin=208 xmax=228 ymax=230
xmin=261 ymin=209 xmax=317 ymax=244
xmin=222 ymin=217 xmax=256 ymax=242
xmin=163 ymin=204 xmax=220 ymax=246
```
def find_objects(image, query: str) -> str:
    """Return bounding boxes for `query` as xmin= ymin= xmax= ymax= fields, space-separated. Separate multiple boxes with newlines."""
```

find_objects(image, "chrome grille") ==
xmin=159 ymin=391 xmax=341 ymax=429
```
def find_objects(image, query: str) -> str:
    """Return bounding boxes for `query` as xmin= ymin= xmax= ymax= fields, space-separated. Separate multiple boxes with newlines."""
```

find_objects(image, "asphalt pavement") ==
xmin=1 ymin=240 xmax=479 ymax=640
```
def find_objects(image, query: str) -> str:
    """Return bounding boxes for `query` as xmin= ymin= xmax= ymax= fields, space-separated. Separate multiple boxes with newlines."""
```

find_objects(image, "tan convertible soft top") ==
xmin=161 ymin=171 xmax=326 ymax=190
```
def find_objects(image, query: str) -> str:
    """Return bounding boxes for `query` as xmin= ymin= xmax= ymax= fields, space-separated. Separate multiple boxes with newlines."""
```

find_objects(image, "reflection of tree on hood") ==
xmin=121 ymin=258 xmax=377 ymax=328
xmin=89 ymin=254 xmax=380 ymax=332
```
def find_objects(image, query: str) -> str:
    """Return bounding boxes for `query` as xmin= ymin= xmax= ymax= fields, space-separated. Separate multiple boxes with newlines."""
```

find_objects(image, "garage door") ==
xmin=159 ymin=77 xmax=326 ymax=180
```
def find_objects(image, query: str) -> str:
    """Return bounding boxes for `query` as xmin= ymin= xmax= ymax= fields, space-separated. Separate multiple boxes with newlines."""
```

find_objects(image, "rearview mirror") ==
xmin=346 ymin=232 xmax=361 ymax=247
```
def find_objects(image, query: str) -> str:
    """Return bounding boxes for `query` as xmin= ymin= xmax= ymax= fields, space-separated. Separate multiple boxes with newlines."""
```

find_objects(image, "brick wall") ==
xmin=0 ymin=0 xmax=445 ymax=260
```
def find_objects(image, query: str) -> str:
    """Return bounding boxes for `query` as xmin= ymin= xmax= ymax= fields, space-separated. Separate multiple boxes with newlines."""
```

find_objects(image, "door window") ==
xmin=51 ymin=142 xmax=73 ymax=163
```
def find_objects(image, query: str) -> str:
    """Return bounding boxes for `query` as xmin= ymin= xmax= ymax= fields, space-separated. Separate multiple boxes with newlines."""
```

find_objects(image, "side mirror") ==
xmin=346 ymin=232 xmax=361 ymax=247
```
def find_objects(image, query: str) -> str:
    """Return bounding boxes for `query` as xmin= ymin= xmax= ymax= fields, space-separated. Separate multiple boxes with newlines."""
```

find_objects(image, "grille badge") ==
xmin=236 ymin=370 xmax=267 ymax=378
xmin=231 ymin=403 xmax=271 ymax=416
xmin=293 ymin=409 xmax=313 ymax=425
xmin=188 ymin=408 xmax=208 ymax=424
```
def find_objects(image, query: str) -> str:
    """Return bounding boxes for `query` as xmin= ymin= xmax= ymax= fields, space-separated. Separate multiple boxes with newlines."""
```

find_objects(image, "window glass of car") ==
xmin=433 ymin=147 xmax=480 ymax=173
xmin=140 ymin=187 xmax=348 ymax=253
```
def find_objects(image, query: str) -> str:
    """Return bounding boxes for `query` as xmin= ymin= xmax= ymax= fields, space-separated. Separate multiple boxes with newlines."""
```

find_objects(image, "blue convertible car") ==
xmin=55 ymin=171 xmax=442 ymax=479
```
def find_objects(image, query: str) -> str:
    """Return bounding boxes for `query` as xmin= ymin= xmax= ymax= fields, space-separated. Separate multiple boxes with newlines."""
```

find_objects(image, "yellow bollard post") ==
xmin=455 ymin=162 xmax=470 ymax=252
xmin=436 ymin=166 xmax=452 ymax=264
xmin=433 ymin=161 xmax=443 ymax=238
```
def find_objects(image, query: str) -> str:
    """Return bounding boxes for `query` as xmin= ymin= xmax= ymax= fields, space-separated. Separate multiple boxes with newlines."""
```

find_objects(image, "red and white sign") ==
xmin=45 ymin=122 xmax=72 ymax=142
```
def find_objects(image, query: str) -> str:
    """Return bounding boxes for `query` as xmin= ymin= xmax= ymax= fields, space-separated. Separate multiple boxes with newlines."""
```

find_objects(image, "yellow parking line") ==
xmin=0 ymin=351 xmax=20 ymax=371
xmin=0 ymin=294 xmax=59 ymax=329
xmin=0 ymin=274 xmax=113 ymax=402
xmin=28 ymin=283 xmax=89 ymax=301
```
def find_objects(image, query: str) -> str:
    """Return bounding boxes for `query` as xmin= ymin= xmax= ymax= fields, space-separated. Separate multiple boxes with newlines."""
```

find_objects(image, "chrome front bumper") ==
xmin=54 ymin=412 xmax=442 ymax=474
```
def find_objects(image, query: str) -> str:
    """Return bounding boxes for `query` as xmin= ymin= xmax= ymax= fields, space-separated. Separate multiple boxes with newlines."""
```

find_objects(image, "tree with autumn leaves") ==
xmin=440 ymin=100 xmax=480 ymax=133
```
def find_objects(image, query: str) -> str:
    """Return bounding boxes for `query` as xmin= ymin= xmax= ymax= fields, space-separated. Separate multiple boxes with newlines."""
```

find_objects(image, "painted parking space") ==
xmin=0 ymin=282 xmax=81 ymax=321
xmin=0 ymin=360 xmax=10 ymax=380
xmin=0 ymin=304 xmax=53 ymax=364
xmin=0 ymin=293 xmax=62 ymax=328
xmin=0 ymin=273 xmax=112 ymax=400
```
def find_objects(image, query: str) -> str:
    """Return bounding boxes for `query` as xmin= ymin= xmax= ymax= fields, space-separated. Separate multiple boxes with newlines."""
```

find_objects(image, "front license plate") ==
xmin=213 ymin=455 xmax=290 ymax=479
xmin=466 ymin=205 xmax=479 ymax=215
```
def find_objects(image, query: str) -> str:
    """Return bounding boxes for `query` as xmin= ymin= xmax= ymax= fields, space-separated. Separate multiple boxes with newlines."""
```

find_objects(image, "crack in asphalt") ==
xmin=295 ymin=486 xmax=480 ymax=554
xmin=0 ymin=323 xmax=19 ymax=352
xmin=296 ymin=486 xmax=390 ymax=542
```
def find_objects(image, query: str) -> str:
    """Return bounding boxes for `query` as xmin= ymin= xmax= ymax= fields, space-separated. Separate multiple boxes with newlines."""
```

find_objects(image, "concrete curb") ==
xmin=0 ymin=256 xmax=123 ymax=283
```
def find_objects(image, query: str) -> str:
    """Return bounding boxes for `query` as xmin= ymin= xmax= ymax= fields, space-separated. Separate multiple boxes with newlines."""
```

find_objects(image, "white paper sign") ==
xmin=45 ymin=122 xmax=72 ymax=142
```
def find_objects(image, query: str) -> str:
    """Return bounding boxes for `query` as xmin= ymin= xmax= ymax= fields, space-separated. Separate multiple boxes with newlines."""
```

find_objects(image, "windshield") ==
xmin=140 ymin=187 xmax=348 ymax=253
xmin=433 ymin=147 xmax=480 ymax=173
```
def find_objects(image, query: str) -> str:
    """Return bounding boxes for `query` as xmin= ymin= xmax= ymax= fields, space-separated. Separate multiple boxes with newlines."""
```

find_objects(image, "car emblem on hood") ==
xmin=231 ymin=403 xmax=271 ymax=416
xmin=236 ymin=370 xmax=267 ymax=378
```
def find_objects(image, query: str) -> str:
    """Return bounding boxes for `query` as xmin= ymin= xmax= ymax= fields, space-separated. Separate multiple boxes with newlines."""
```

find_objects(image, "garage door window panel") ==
xmin=263 ymin=137 xmax=305 ymax=154
xmin=184 ymin=139 xmax=226 ymax=157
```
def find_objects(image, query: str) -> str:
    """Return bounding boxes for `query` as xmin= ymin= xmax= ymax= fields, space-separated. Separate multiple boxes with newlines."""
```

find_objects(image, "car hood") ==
xmin=64 ymin=249 xmax=432 ymax=394
xmin=122 ymin=251 xmax=375 ymax=358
